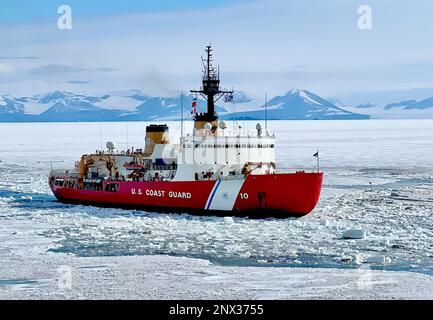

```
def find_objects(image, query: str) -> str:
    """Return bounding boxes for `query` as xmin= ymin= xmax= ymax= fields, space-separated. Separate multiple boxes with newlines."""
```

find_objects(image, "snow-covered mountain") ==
xmin=0 ymin=96 xmax=26 ymax=114
xmin=118 ymin=95 xmax=227 ymax=121
xmin=41 ymin=99 xmax=102 ymax=115
xmin=355 ymin=103 xmax=381 ymax=109
xmin=345 ymin=96 xmax=433 ymax=119
xmin=96 ymin=89 xmax=151 ymax=111
xmin=326 ymin=98 xmax=347 ymax=109
xmin=385 ymin=97 xmax=433 ymax=110
xmin=223 ymin=89 xmax=368 ymax=120
xmin=4 ymin=88 xmax=433 ymax=122
xmin=0 ymin=90 xmax=229 ymax=122
xmin=36 ymin=91 xmax=71 ymax=104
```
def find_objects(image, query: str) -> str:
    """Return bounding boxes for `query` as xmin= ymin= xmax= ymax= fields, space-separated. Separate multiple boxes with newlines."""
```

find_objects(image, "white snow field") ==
xmin=0 ymin=119 xmax=433 ymax=299
xmin=1 ymin=255 xmax=433 ymax=300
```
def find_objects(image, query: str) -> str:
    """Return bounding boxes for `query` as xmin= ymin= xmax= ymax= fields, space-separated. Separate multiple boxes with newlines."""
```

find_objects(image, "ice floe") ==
xmin=342 ymin=228 xmax=366 ymax=239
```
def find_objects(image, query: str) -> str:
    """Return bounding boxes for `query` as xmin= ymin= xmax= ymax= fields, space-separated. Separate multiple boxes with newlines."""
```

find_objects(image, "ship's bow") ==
xmin=235 ymin=172 xmax=323 ymax=217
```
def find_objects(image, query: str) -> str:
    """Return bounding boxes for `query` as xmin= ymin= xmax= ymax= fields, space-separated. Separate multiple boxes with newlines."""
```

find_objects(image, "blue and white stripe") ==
xmin=204 ymin=179 xmax=245 ymax=211
xmin=205 ymin=179 xmax=221 ymax=210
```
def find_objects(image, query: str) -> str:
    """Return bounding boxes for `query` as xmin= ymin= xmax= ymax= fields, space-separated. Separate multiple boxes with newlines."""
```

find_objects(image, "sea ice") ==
xmin=366 ymin=256 xmax=386 ymax=264
xmin=343 ymin=228 xmax=366 ymax=239
xmin=223 ymin=217 xmax=234 ymax=224
xmin=320 ymin=218 xmax=329 ymax=227
xmin=1 ymin=120 xmax=433 ymax=299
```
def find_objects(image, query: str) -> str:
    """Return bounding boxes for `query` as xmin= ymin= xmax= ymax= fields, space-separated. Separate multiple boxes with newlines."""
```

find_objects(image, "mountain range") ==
xmin=343 ymin=96 xmax=433 ymax=119
xmin=2 ymin=88 xmax=433 ymax=122
xmin=221 ymin=89 xmax=368 ymax=120
xmin=0 ymin=90 xmax=227 ymax=122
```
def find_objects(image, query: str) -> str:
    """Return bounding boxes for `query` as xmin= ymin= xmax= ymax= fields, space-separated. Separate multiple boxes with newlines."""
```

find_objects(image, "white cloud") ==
xmin=27 ymin=64 xmax=118 ymax=75
xmin=28 ymin=64 xmax=84 ymax=75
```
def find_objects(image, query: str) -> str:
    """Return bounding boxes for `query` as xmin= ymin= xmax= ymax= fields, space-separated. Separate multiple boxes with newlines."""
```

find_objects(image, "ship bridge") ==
xmin=172 ymin=124 xmax=276 ymax=181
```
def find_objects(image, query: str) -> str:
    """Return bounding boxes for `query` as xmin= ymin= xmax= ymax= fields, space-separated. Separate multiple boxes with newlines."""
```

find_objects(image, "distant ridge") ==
xmin=3 ymin=88 xmax=433 ymax=122
xmin=222 ymin=89 xmax=369 ymax=120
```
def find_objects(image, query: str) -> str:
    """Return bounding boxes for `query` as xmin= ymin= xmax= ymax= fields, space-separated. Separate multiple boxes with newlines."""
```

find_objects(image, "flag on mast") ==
xmin=191 ymin=97 xmax=197 ymax=115
xmin=313 ymin=150 xmax=320 ymax=172
xmin=224 ymin=93 xmax=234 ymax=103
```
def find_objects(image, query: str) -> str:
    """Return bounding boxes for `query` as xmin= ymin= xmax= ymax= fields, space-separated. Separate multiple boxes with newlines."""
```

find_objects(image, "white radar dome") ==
xmin=219 ymin=120 xmax=228 ymax=129
xmin=106 ymin=141 xmax=116 ymax=150
xmin=204 ymin=122 xmax=212 ymax=130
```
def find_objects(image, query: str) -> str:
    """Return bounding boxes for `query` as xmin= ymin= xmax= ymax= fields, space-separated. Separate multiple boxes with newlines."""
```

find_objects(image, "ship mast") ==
xmin=190 ymin=45 xmax=233 ymax=123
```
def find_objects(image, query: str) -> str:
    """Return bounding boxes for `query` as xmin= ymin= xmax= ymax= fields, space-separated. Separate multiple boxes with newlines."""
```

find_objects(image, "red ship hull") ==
xmin=49 ymin=172 xmax=323 ymax=218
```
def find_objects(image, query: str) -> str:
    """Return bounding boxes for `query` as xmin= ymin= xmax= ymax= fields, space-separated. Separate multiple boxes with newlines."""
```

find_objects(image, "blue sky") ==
xmin=0 ymin=0 xmax=239 ymax=22
xmin=1 ymin=0 xmax=433 ymax=105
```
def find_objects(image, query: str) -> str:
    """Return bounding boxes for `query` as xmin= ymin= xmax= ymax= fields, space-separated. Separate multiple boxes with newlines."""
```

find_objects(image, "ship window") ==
xmin=225 ymin=144 xmax=229 ymax=148
xmin=271 ymin=144 xmax=274 ymax=148
xmin=65 ymin=180 xmax=75 ymax=188
xmin=105 ymin=183 xmax=118 ymax=192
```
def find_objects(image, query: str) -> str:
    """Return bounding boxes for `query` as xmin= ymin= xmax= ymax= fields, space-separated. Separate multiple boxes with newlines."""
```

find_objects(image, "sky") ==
xmin=1 ymin=0 xmax=433 ymax=105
